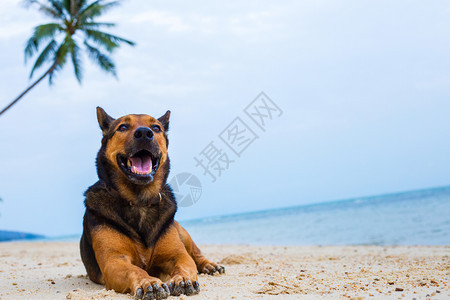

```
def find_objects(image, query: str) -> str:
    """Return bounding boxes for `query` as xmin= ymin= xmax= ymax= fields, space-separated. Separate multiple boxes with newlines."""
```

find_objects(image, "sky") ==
xmin=0 ymin=0 xmax=450 ymax=237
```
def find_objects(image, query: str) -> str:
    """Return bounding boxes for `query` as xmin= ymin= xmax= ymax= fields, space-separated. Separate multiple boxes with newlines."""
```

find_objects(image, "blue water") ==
xmin=2 ymin=186 xmax=449 ymax=245
xmin=181 ymin=186 xmax=450 ymax=245
xmin=0 ymin=230 xmax=44 ymax=242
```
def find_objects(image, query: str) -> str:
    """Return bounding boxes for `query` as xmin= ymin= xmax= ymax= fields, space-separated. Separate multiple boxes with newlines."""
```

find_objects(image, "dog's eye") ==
xmin=152 ymin=125 xmax=161 ymax=132
xmin=117 ymin=124 xmax=129 ymax=132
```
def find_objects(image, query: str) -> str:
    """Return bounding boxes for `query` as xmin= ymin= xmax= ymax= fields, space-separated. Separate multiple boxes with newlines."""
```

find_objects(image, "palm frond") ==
xmin=48 ymin=0 xmax=65 ymax=16
xmin=61 ymin=0 xmax=86 ymax=17
xmin=62 ymin=0 xmax=71 ymax=15
xmin=68 ymin=37 xmax=83 ymax=83
xmin=84 ymin=40 xmax=116 ymax=76
xmin=84 ymin=29 xmax=135 ymax=51
xmin=22 ymin=0 xmax=133 ymax=86
xmin=55 ymin=37 xmax=71 ymax=65
xmin=80 ymin=22 xmax=116 ymax=29
xmin=78 ymin=0 xmax=120 ymax=20
xmin=29 ymin=39 xmax=57 ymax=79
xmin=24 ymin=23 xmax=62 ymax=62
xmin=48 ymin=37 xmax=71 ymax=84
xmin=39 ymin=5 xmax=63 ymax=19
xmin=35 ymin=23 xmax=62 ymax=38
xmin=24 ymin=36 xmax=39 ymax=61
xmin=23 ymin=0 xmax=65 ymax=19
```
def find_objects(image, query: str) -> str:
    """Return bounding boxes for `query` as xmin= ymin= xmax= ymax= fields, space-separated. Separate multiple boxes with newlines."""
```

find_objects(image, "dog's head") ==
xmin=96 ymin=107 xmax=170 ymax=188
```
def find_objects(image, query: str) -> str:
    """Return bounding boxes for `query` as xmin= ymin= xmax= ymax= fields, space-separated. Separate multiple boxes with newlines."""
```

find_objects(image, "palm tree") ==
xmin=0 ymin=0 xmax=135 ymax=117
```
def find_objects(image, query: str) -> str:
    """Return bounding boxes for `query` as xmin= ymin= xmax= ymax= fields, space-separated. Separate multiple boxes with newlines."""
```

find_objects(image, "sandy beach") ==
xmin=0 ymin=242 xmax=448 ymax=299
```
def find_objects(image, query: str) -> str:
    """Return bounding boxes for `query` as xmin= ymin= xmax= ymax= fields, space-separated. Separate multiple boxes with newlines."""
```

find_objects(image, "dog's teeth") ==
xmin=127 ymin=160 xmax=132 ymax=168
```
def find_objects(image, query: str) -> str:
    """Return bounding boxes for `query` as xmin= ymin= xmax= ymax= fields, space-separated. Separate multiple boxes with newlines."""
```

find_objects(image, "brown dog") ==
xmin=80 ymin=107 xmax=224 ymax=299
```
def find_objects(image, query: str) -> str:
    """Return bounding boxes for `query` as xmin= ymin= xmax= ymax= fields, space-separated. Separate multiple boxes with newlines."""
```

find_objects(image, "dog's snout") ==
xmin=134 ymin=127 xmax=153 ymax=140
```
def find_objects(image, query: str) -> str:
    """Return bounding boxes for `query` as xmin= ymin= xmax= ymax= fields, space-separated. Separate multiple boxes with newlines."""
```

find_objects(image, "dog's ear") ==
xmin=96 ymin=107 xmax=115 ymax=135
xmin=158 ymin=110 xmax=171 ymax=131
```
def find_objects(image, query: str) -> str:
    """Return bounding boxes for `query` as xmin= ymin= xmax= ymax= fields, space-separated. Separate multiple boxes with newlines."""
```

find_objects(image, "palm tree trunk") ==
xmin=0 ymin=61 xmax=57 ymax=117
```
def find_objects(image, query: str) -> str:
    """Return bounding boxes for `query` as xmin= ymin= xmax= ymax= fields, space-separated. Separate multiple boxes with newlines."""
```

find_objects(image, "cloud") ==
xmin=131 ymin=10 xmax=192 ymax=33
xmin=128 ymin=7 xmax=287 ymax=39
xmin=227 ymin=10 xmax=282 ymax=36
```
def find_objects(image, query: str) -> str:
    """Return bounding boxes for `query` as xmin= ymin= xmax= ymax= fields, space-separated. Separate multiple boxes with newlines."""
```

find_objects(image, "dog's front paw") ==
xmin=166 ymin=275 xmax=200 ymax=296
xmin=199 ymin=262 xmax=225 ymax=275
xmin=134 ymin=281 xmax=170 ymax=300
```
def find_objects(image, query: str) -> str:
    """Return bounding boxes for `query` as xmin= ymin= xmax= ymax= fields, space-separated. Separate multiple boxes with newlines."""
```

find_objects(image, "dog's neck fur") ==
xmin=90 ymin=148 xmax=177 ymax=247
xmin=84 ymin=180 xmax=177 ymax=247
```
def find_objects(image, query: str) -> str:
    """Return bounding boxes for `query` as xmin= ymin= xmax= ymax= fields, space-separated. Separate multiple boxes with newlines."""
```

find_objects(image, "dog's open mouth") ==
xmin=117 ymin=150 xmax=160 ymax=179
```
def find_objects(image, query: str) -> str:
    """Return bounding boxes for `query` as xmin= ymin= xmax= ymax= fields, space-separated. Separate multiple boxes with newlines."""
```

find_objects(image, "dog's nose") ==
xmin=134 ymin=127 xmax=153 ymax=140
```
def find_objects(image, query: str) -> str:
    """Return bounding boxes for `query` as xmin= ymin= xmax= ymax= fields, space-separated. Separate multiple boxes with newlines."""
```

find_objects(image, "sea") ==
xmin=181 ymin=186 xmax=450 ymax=245
xmin=1 ymin=186 xmax=449 ymax=245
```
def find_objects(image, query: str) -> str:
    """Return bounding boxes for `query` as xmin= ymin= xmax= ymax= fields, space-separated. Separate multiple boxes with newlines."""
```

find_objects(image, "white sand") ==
xmin=0 ymin=242 xmax=448 ymax=299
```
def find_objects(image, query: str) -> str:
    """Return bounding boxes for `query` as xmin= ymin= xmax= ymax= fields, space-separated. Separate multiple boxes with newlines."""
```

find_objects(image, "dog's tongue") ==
xmin=129 ymin=155 xmax=152 ymax=174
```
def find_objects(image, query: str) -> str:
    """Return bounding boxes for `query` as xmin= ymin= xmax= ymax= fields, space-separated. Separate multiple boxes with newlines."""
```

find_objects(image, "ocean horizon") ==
xmin=1 ymin=185 xmax=449 ymax=245
xmin=183 ymin=185 xmax=450 ymax=245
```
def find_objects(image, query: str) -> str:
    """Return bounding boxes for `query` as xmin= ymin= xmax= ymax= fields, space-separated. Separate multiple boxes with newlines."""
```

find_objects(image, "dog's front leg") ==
xmin=173 ymin=221 xmax=225 ymax=275
xmin=91 ymin=227 xmax=170 ymax=299
xmin=152 ymin=224 xmax=200 ymax=296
